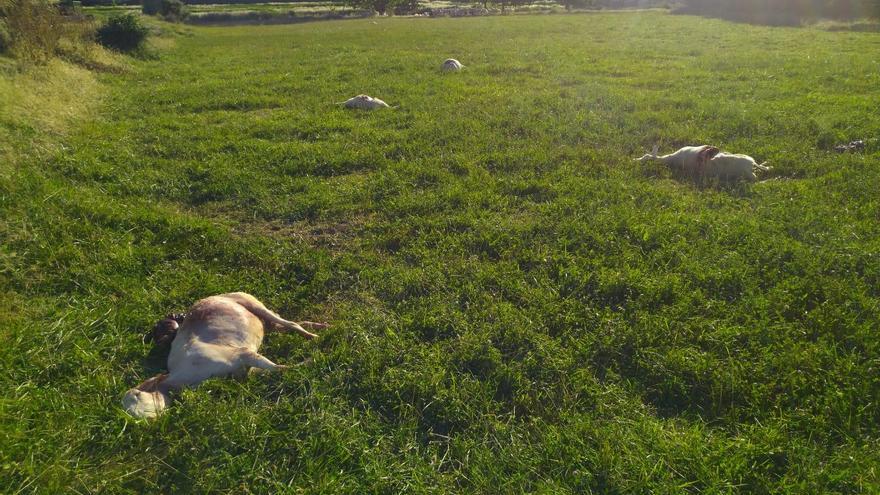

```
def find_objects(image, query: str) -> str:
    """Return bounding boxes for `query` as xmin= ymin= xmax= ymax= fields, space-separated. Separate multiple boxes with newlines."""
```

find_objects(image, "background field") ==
xmin=2 ymin=11 xmax=879 ymax=493
xmin=81 ymin=0 xmax=570 ymax=22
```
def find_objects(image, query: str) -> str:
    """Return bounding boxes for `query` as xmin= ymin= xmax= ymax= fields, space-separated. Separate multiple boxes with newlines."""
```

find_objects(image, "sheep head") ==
xmin=634 ymin=144 xmax=660 ymax=162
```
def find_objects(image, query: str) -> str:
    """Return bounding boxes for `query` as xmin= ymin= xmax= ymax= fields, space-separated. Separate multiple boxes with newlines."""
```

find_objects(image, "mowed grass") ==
xmin=2 ymin=12 xmax=880 ymax=493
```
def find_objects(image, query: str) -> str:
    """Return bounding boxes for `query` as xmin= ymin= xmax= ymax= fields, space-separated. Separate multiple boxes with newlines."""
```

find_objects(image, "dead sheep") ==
xmin=341 ymin=94 xmax=390 ymax=110
xmin=635 ymin=144 xmax=770 ymax=181
xmin=706 ymin=152 xmax=771 ymax=181
xmin=122 ymin=292 xmax=328 ymax=419
xmin=635 ymin=144 xmax=720 ymax=171
xmin=442 ymin=58 xmax=464 ymax=71
xmin=833 ymin=140 xmax=866 ymax=153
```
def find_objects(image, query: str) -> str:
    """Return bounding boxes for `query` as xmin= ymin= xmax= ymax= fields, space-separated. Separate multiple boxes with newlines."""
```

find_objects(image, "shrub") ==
xmin=0 ymin=18 xmax=10 ymax=53
xmin=142 ymin=0 xmax=161 ymax=15
xmin=343 ymin=0 xmax=417 ymax=16
xmin=392 ymin=0 xmax=419 ymax=15
xmin=159 ymin=0 xmax=188 ymax=22
xmin=57 ymin=0 xmax=82 ymax=16
xmin=0 ymin=0 xmax=64 ymax=63
xmin=96 ymin=13 xmax=147 ymax=52
xmin=562 ymin=0 xmax=594 ymax=10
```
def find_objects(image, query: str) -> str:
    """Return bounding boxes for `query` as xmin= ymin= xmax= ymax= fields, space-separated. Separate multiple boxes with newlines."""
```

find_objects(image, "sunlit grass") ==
xmin=1 ymin=12 xmax=878 ymax=493
xmin=0 ymin=58 xmax=107 ymax=163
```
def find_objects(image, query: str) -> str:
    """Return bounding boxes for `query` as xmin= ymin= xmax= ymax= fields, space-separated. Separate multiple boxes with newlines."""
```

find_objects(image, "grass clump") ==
xmin=96 ymin=13 xmax=148 ymax=52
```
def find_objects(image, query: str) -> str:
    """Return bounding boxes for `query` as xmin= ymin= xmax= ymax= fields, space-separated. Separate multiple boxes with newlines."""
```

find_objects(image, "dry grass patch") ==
xmin=237 ymin=213 xmax=375 ymax=251
xmin=0 ymin=58 xmax=120 ymax=164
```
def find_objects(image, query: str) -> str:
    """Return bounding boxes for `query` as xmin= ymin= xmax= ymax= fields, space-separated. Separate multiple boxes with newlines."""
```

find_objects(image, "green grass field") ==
xmin=2 ymin=11 xmax=879 ymax=493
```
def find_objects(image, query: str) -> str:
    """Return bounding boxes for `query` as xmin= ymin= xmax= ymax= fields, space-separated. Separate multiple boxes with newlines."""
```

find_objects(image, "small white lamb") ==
xmin=341 ymin=94 xmax=390 ymax=110
xmin=635 ymin=144 xmax=769 ymax=181
xmin=442 ymin=58 xmax=464 ymax=71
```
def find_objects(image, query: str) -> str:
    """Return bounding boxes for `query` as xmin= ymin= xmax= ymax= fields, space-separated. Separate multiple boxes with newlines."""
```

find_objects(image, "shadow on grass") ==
xmin=139 ymin=341 xmax=172 ymax=378
xmin=670 ymin=6 xmax=804 ymax=27
xmin=637 ymin=165 xmax=760 ymax=197
xmin=824 ymin=22 xmax=880 ymax=32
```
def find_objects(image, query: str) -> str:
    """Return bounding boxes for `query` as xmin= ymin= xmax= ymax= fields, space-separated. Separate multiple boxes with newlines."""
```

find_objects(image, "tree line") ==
xmin=74 ymin=0 xmax=879 ymax=19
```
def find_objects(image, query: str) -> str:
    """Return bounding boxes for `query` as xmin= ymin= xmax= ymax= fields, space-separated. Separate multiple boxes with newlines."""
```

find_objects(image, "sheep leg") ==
xmin=222 ymin=292 xmax=321 ymax=340
xmin=265 ymin=317 xmax=319 ymax=339
xmin=239 ymin=349 xmax=287 ymax=371
xmin=295 ymin=321 xmax=330 ymax=330
xmin=135 ymin=373 xmax=169 ymax=392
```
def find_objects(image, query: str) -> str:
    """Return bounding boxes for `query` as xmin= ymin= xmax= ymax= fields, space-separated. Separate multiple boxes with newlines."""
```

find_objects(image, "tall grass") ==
xmin=0 ymin=0 xmax=65 ymax=62
xmin=0 ymin=60 xmax=102 ymax=162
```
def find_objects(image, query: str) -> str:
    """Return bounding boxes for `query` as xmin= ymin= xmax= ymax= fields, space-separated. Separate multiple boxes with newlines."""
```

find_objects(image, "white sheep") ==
xmin=635 ymin=144 xmax=770 ymax=181
xmin=122 ymin=293 xmax=327 ymax=419
xmin=705 ymin=152 xmax=771 ymax=181
xmin=442 ymin=58 xmax=464 ymax=71
xmin=341 ymin=94 xmax=390 ymax=110
xmin=635 ymin=144 xmax=719 ymax=171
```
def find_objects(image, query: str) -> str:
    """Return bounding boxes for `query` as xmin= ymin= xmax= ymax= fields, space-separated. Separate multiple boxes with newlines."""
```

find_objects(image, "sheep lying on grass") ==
xmin=636 ymin=144 xmax=770 ymax=181
xmin=341 ymin=94 xmax=390 ymax=109
xmin=706 ymin=152 xmax=771 ymax=181
xmin=834 ymin=139 xmax=865 ymax=153
xmin=635 ymin=144 xmax=719 ymax=171
xmin=123 ymin=292 xmax=328 ymax=419
xmin=442 ymin=58 xmax=464 ymax=71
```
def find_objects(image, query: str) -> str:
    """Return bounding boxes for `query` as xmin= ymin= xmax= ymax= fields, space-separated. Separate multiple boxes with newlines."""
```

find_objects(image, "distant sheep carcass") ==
xmin=442 ymin=58 xmax=463 ymax=71
xmin=635 ymin=144 xmax=719 ymax=171
xmin=341 ymin=94 xmax=390 ymax=110
xmin=635 ymin=144 xmax=770 ymax=181
xmin=706 ymin=152 xmax=771 ymax=181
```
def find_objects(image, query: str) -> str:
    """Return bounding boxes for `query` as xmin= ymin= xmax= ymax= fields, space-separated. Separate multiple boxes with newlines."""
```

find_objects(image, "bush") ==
xmin=142 ymin=0 xmax=161 ymax=15
xmin=0 ymin=0 xmax=64 ymax=62
xmin=562 ymin=0 xmax=594 ymax=10
xmin=96 ymin=13 xmax=147 ymax=52
xmin=343 ymin=0 xmax=419 ymax=15
xmin=392 ymin=0 xmax=419 ymax=14
xmin=0 ymin=18 xmax=10 ymax=53
xmin=57 ymin=0 xmax=82 ymax=16
xmin=159 ymin=0 xmax=188 ymax=22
